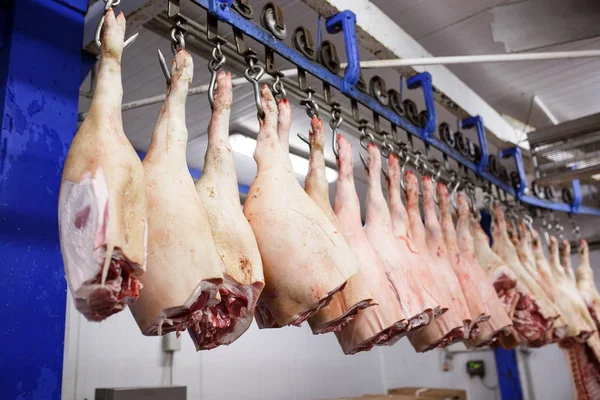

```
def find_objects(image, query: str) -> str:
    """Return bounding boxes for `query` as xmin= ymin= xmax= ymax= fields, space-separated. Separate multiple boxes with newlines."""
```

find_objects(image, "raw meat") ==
xmin=190 ymin=72 xmax=265 ymax=349
xmin=384 ymin=156 xmax=444 ymax=338
xmin=570 ymin=239 xmax=600 ymax=399
xmin=542 ymin=236 xmax=594 ymax=345
xmin=302 ymin=117 xmax=374 ymax=334
xmin=512 ymin=224 xmax=568 ymax=344
xmin=454 ymin=192 xmax=511 ymax=346
xmin=469 ymin=211 xmax=519 ymax=319
xmin=564 ymin=344 xmax=600 ymax=400
xmin=404 ymin=174 xmax=471 ymax=352
xmin=333 ymin=135 xmax=409 ymax=354
xmin=59 ymin=10 xmax=147 ymax=321
xmin=363 ymin=149 xmax=439 ymax=343
xmin=575 ymin=239 xmax=600 ymax=365
xmin=491 ymin=205 xmax=560 ymax=344
xmin=244 ymin=86 xmax=357 ymax=328
xmin=439 ymin=187 xmax=490 ymax=338
xmin=129 ymin=49 xmax=223 ymax=336
xmin=577 ymin=239 xmax=600 ymax=331
xmin=530 ymin=229 xmax=560 ymax=298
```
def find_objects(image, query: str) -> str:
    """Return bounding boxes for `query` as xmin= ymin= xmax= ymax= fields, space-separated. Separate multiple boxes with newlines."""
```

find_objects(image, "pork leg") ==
xmin=129 ymin=50 xmax=224 ymax=336
xmin=363 ymin=149 xmax=438 ymax=339
xmin=403 ymin=172 xmax=465 ymax=351
xmin=492 ymin=205 xmax=559 ymax=344
xmin=59 ymin=10 xmax=147 ymax=321
xmin=302 ymin=117 xmax=374 ymax=334
xmin=190 ymin=72 xmax=265 ymax=349
xmin=454 ymin=193 xmax=511 ymax=346
xmin=333 ymin=135 xmax=409 ymax=354
xmin=244 ymin=86 xmax=357 ymax=327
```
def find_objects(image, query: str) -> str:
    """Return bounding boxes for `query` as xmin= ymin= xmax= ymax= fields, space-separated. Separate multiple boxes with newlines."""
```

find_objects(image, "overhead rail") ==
xmin=339 ymin=49 xmax=600 ymax=68
xmin=153 ymin=0 xmax=600 ymax=216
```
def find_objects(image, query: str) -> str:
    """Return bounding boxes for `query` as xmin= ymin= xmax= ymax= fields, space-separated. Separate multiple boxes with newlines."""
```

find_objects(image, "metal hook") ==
xmin=300 ymin=89 xmax=319 ymax=119
xmin=272 ymin=74 xmax=287 ymax=101
xmin=359 ymin=152 xmax=369 ymax=171
xmin=330 ymin=104 xmax=343 ymax=159
xmin=431 ymin=165 xmax=441 ymax=205
xmin=208 ymin=43 xmax=226 ymax=108
xmin=297 ymin=133 xmax=311 ymax=147
xmin=243 ymin=54 xmax=266 ymax=120
xmin=450 ymin=175 xmax=460 ymax=211
xmin=523 ymin=214 xmax=535 ymax=236
xmin=95 ymin=0 xmax=139 ymax=51
xmin=157 ymin=49 xmax=172 ymax=86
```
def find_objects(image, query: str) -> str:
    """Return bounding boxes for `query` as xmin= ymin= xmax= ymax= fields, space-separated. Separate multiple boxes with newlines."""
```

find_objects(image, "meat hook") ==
xmin=523 ymin=214 xmax=535 ymax=236
xmin=271 ymin=74 xmax=287 ymax=102
xmin=95 ymin=0 xmax=139 ymax=51
xmin=158 ymin=16 xmax=188 ymax=86
xmin=329 ymin=103 xmax=343 ymax=159
xmin=568 ymin=213 xmax=581 ymax=241
xmin=243 ymin=54 xmax=266 ymax=120
xmin=358 ymin=123 xmax=374 ymax=171
xmin=207 ymin=43 xmax=226 ymax=108
xmin=297 ymin=89 xmax=320 ymax=145
xmin=449 ymin=174 xmax=460 ymax=211
xmin=430 ymin=164 xmax=441 ymax=205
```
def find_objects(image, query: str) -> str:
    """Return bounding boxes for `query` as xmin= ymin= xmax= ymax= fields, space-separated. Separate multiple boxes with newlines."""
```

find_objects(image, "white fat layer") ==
xmin=59 ymin=168 xmax=109 ymax=297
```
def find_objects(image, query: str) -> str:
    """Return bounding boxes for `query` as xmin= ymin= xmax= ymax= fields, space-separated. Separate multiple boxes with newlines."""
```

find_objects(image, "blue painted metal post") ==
xmin=479 ymin=211 xmax=524 ymax=400
xmin=0 ymin=0 xmax=90 ymax=398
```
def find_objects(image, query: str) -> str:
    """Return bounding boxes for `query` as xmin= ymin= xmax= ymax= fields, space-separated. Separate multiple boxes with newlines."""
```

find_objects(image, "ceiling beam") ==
xmin=536 ymin=165 xmax=600 ymax=186
xmin=82 ymin=0 xmax=167 ymax=53
xmin=302 ymin=0 xmax=521 ymax=148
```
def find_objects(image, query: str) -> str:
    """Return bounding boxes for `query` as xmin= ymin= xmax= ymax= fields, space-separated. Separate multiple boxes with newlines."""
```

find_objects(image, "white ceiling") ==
xmin=372 ymin=0 xmax=600 ymax=130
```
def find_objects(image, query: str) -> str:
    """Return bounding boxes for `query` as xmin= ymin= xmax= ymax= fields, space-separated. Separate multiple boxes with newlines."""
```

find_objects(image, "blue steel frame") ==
xmin=196 ymin=0 xmax=600 ymax=216
xmin=0 ymin=0 xmax=92 ymax=398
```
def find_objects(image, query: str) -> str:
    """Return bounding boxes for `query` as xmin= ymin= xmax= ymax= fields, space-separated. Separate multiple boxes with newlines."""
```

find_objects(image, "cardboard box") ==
xmin=388 ymin=387 xmax=467 ymax=400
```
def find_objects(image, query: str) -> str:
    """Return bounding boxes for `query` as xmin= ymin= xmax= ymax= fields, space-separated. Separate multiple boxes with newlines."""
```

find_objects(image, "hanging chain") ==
xmin=330 ymin=103 xmax=343 ymax=158
xmin=170 ymin=20 xmax=187 ymax=55
xmin=158 ymin=11 xmax=188 ymax=85
xmin=300 ymin=89 xmax=320 ymax=119
xmin=358 ymin=122 xmax=374 ymax=151
xmin=207 ymin=43 xmax=226 ymax=108
xmin=244 ymin=53 xmax=266 ymax=120
xmin=95 ymin=0 xmax=139 ymax=51
xmin=569 ymin=213 xmax=581 ymax=241
xmin=272 ymin=74 xmax=287 ymax=102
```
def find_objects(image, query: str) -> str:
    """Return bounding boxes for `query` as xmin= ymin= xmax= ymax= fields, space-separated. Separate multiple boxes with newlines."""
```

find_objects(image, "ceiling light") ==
xmin=229 ymin=134 xmax=338 ymax=183
xmin=591 ymin=174 xmax=600 ymax=181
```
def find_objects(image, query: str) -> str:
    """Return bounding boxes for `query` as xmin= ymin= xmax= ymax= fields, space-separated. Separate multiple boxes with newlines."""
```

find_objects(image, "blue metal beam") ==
xmin=193 ymin=0 xmax=600 ymax=216
xmin=0 ymin=0 xmax=91 ymax=398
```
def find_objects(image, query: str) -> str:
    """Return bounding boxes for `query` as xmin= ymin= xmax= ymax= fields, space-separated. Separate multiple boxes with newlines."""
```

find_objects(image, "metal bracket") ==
xmin=461 ymin=115 xmax=488 ymax=174
xmin=325 ymin=10 xmax=360 ymax=94
xmin=571 ymin=179 xmax=582 ymax=213
xmin=209 ymin=0 xmax=233 ymax=15
xmin=498 ymin=147 xmax=526 ymax=198
xmin=406 ymin=72 xmax=436 ymax=140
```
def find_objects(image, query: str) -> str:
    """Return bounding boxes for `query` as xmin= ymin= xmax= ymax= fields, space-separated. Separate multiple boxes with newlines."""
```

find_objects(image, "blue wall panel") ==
xmin=0 ymin=0 xmax=89 ymax=398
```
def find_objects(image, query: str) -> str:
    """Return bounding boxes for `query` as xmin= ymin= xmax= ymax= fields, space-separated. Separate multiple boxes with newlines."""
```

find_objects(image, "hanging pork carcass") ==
xmin=59 ymin=10 xmax=147 ymax=321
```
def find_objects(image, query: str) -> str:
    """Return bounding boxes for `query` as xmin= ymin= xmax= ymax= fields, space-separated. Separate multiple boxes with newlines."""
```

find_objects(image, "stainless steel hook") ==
xmin=95 ymin=0 xmax=139 ymax=52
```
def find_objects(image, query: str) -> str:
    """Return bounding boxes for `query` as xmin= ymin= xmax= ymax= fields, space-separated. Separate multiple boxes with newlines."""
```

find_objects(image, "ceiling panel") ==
xmin=372 ymin=0 xmax=600 ymax=129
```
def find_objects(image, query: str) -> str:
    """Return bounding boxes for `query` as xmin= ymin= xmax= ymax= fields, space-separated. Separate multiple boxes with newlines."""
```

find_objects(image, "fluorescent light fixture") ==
xmin=229 ymin=134 xmax=338 ymax=183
